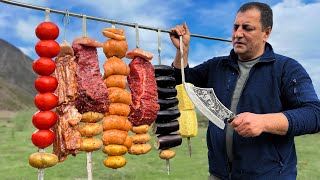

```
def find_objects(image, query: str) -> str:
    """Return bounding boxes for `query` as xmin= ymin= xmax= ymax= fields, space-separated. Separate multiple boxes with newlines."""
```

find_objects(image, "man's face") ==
xmin=232 ymin=8 xmax=269 ymax=60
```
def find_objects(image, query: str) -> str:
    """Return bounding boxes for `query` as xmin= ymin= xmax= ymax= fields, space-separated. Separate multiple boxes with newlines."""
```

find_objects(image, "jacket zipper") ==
xmin=226 ymin=60 xmax=258 ymax=175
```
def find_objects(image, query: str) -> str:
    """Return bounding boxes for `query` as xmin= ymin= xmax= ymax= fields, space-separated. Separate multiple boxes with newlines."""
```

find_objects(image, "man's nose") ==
xmin=234 ymin=28 xmax=243 ymax=38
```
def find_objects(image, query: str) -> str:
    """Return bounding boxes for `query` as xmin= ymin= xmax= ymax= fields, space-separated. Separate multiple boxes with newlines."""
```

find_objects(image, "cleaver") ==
xmin=179 ymin=36 xmax=236 ymax=130
xmin=184 ymin=83 xmax=236 ymax=129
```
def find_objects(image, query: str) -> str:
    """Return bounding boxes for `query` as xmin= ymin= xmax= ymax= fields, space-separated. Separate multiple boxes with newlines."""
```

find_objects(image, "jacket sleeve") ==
xmin=173 ymin=59 xmax=212 ymax=87
xmin=281 ymin=58 xmax=320 ymax=137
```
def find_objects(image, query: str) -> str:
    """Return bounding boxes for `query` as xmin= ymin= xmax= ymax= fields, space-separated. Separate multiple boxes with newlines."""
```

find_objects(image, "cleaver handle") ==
xmin=227 ymin=115 xmax=237 ymax=123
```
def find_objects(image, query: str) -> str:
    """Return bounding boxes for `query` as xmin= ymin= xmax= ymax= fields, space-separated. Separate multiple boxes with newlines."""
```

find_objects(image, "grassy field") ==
xmin=0 ymin=110 xmax=319 ymax=180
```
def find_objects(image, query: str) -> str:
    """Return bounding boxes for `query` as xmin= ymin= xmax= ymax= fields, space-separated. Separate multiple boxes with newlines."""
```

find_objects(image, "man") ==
xmin=170 ymin=2 xmax=320 ymax=180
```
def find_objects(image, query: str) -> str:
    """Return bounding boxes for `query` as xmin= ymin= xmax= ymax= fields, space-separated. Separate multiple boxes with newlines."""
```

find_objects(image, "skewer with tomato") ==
xmin=29 ymin=20 xmax=60 ymax=171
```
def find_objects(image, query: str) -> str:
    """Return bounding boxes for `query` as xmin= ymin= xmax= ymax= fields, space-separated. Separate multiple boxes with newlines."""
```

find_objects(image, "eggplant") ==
xmin=156 ymin=108 xmax=180 ymax=123
xmin=156 ymin=76 xmax=176 ymax=88
xmin=154 ymin=65 xmax=174 ymax=77
xmin=158 ymin=98 xmax=179 ymax=110
xmin=158 ymin=87 xmax=177 ymax=99
xmin=153 ymin=120 xmax=179 ymax=134
xmin=154 ymin=133 xmax=182 ymax=149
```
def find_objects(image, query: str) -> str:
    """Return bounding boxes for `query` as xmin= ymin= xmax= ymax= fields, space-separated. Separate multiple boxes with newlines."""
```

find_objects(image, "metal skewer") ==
xmin=187 ymin=137 xmax=192 ymax=158
xmin=157 ymin=30 xmax=171 ymax=175
xmin=37 ymin=9 xmax=51 ymax=180
xmin=38 ymin=148 xmax=45 ymax=180
xmin=0 ymin=0 xmax=232 ymax=42
xmin=180 ymin=36 xmax=193 ymax=158
xmin=166 ymin=159 xmax=170 ymax=175
xmin=81 ymin=14 xmax=93 ymax=180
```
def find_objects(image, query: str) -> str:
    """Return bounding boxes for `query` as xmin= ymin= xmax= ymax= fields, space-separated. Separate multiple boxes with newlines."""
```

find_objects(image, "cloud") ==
xmin=1 ymin=0 xmax=319 ymax=96
xmin=15 ymin=16 xmax=42 ymax=42
xmin=269 ymin=0 xmax=320 ymax=94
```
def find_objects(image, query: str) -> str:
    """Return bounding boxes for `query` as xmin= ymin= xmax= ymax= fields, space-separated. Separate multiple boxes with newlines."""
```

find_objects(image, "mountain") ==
xmin=0 ymin=39 xmax=37 ymax=111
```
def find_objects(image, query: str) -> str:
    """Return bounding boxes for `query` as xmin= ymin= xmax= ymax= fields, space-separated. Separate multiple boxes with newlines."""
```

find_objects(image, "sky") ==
xmin=0 ymin=0 xmax=319 ymax=96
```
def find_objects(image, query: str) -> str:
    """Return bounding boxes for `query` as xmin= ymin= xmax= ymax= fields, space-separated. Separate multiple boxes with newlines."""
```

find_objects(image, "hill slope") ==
xmin=0 ymin=39 xmax=37 ymax=110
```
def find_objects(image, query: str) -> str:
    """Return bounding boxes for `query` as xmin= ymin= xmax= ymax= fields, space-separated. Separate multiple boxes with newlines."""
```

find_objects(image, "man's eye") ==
xmin=243 ymin=25 xmax=254 ymax=31
xmin=233 ymin=26 xmax=239 ymax=31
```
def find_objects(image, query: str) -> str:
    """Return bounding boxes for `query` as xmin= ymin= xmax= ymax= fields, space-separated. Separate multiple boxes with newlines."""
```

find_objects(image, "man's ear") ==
xmin=264 ymin=26 xmax=272 ymax=41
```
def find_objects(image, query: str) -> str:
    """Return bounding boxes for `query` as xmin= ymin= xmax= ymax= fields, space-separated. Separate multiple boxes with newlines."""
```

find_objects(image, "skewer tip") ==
xmin=166 ymin=159 xmax=170 ymax=175
xmin=187 ymin=137 xmax=192 ymax=158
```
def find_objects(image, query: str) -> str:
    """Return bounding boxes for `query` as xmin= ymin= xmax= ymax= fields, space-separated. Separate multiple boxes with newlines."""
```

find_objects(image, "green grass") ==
xmin=0 ymin=110 xmax=319 ymax=180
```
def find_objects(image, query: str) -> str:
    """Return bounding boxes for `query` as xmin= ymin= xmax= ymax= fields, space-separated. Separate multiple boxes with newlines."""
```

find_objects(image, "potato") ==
xmin=78 ymin=123 xmax=103 ymax=137
xmin=131 ymin=124 xmax=149 ymax=134
xmin=132 ymin=133 xmax=151 ymax=144
xmin=29 ymin=152 xmax=58 ymax=169
xmin=102 ymin=145 xmax=128 ymax=156
xmin=103 ymin=156 xmax=127 ymax=169
xmin=159 ymin=149 xmax=176 ymax=159
xmin=128 ymin=143 xmax=151 ymax=155
xmin=80 ymin=137 xmax=103 ymax=152
xmin=81 ymin=112 xmax=104 ymax=123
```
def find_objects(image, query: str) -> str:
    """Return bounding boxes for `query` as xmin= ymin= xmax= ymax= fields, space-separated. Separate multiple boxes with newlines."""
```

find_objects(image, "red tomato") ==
xmin=35 ymin=40 xmax=60 ymax=58
xmin=32 ymin=110 xmax=57 ymax=129
xmin=34 ymin=76 xmax=58 ymax=93
xmin=35 ymin=22 xmax=59 ymax=40
xmin=31 ymin=129 xmax=55 ymax=149
xmin=34 ymin=92 xmax=58 ymax=111
xmin=32 ymin=57 xmax=56 ymax=76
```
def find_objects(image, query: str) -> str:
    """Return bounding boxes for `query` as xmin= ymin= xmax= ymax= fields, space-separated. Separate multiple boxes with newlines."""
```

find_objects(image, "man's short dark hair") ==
xmin=238 ymin=2 xmax=273 ymax=31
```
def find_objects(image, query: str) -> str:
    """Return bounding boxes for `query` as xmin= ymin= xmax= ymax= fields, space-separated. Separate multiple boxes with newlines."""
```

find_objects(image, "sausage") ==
xmin=103 ymin=57 xmax=130 ymax=77
xmin=108 ymin=103 xmax=130 ymax=117
xmin=102 ymin=129 xmax=128 ymax=145
xmin=108 ymin=87 xmax=131 ymax=105
xmin=123 ymin=135 xmax=133 ymax=149
xmin=102 ymin=28 xmax=126 ymax=41
xmin=103 ymin=39 xmax=128 ymax=59
xmin=102 ymin=115 xmax=132 ymax=131
xmin=104 ymin=75 xmax=127 ymax=89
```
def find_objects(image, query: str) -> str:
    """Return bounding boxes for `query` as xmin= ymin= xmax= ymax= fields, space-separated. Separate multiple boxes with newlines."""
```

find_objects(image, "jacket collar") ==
xmin=227 ymin=42 xmax=276 ymax=66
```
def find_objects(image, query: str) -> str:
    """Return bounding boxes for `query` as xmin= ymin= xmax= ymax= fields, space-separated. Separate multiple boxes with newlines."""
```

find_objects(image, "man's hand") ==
xmin=170 ymin=22 xmax=190 ymax=68
xmin=170 ymin=22 xmax=190 ymax=50
xmin=230 ymin=112 xmax=289 ymax=137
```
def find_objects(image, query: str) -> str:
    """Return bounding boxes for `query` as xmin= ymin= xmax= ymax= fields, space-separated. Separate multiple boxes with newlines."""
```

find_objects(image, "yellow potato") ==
xmin=78 ymin=123 xmax=103 ymax=137
xmin=80 ymin=137 xmax=103 ymax=152
xmin=128 ymin=143 xmax=151 ymax=155
xmin=102 ymin=145 xmax=128 ymax=156
xmin=132 ymin=133 xmax=151 ymax=144
xmin=131 ymin=124 xmax=149 ymax=134
xmin=159 ymin=149 xmax=176 ymax=159
xmin=29 ymin=152 xmax=58 ymax=169
xmin=81 ymin=112 xmax=104 ymax=123
xmin=103 ymin=156 xmax=126 ymax=169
